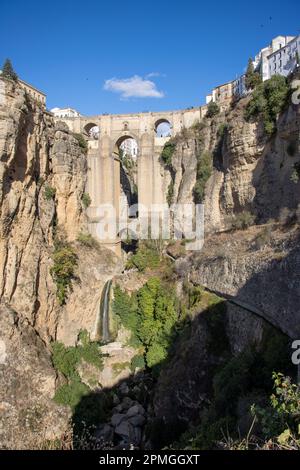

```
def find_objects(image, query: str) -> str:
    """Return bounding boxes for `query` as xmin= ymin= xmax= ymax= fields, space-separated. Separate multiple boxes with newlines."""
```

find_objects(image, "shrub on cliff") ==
xmin=1 ymin=58 xmax=18 ymax=81
xmin=161 ymin=140 xmax=176 ymax=167
xmin=44 ymin=185 xmax=56 ymax=200
xmin=77 ymin=232 xmax=99 ymax=249
xmin=73 ymin=133 xmax=88 ymax=154
xmin=193 ymin=151 xmax=213 ymax=203
xmin=245 ymin=58 xmax=261 ymax=90
xmin=52 ymin=331 xmax=103 ymax=411
xmin=245 ymin=75 xmax=289 ymax=135
xmin=126 ymin=243 xmax=160 ymax=272
xmin=166 ymin=180 xmax=174 ymax=206
xmin=51 ymin=243 xmax=78 ymax=305
xmin=206 ymin=101 xmax=220 ymax=118
xmin=54 ymin=377 xmax=89 ymax=409
xmin=230 ymin=211 xmax=255 ymax=230
xmin=82 ymin=192 xmax=91 ymax=208
xmin=113 ymin=285 xmax=139 ymax=334
xmin=113 ymin=277 xmax=178 ymax=370
xmin=52 ymin=331 xmax=103 ymax=380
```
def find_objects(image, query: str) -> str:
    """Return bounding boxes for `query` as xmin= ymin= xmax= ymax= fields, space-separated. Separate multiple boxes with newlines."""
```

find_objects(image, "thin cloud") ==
xmin=145 ymin=72 xmax=166 ymax=78
xmin=103 ymin=75 xmax=164 ymax=99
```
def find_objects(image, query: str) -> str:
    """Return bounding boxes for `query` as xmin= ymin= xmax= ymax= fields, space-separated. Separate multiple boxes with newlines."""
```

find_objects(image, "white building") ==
xmin=231 ymin=35 xmax=298 ymax=101
xmin=51 ymin=107 xmax=82 ymax=118
xmin=254 ymin=35 xmax=296 ymax=81
xmin=120 ymin=138 xmax=138 ymax=159
xmin=268 ymin=35 xmax=300 ymax=79
xmin=232 ymin=74 xmax=247 ymax=99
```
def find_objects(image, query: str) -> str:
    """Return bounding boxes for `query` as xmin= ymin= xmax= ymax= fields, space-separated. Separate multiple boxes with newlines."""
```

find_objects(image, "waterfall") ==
xmin=99 ymin=280 xmax=112 ymax=343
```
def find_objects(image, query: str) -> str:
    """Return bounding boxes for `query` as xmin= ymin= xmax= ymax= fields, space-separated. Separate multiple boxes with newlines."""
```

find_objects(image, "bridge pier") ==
xmin=57 ymin=107 xmax=207 ymax=256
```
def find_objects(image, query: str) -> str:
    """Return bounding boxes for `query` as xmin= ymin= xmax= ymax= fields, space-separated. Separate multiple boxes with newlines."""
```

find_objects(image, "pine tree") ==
xmin=1 ymin=59 xmax=18 ymax=81
xmin=245 ymin=58 xmax=261 ymax=90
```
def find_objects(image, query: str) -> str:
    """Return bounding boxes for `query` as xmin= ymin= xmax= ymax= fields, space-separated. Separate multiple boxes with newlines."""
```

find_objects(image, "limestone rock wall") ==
xmin=162 ymin=96 xmax=300 ymax=233
xmin=0 ymin=79 xmax=121 ymax=448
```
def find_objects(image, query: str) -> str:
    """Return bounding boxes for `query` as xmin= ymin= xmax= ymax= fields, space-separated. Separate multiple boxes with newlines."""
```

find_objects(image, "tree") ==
xmin=245 ymin=58 xmax=261 ymax=90
xmin=206 ymin=100 xmax=219 ymax=118
xmin=1 ymin=59 xmax=18 ymax=81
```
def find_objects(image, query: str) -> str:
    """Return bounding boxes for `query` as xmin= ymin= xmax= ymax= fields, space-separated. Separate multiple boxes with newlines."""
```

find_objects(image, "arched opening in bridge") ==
xmin=114 ymin=136 xmax=139 ymax=219
xmin=155 ymin=119 xmax=172 ymax=138
xmin=84 ymin=123 xmax=99 ymax=139
xmin=118 ymin=227 xmax=138 ymax=253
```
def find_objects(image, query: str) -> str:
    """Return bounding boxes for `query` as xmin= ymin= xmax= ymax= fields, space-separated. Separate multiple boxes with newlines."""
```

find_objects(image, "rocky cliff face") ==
xmin=163 ymin=95 xmax=300 ymax=233
xmin=0 ymin=79 xmax=121 ymax=448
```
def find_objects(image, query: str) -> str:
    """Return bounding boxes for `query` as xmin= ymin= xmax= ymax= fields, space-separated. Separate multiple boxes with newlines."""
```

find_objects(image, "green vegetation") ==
xmin=166 ymin=180 xmax=175 ymax=206
xmin=161 ymin=141 xmax=176 ymax=167
xmin=245 ymin=58 xmax=261 ymax=90
xmin=183 ymin=282 xmax=204 ymax=309
xmin=52 ymin=331 xmax=108 ymax=439
xmin=120 ymin=151 xmax=136 ymax=171
xmin=230 ymin=211 xmax=255 ymax=230
xmin=73 ymin=133 xmax=88 ymax=154
xmin=1 ymin=58 xmax=18 ymax=81
xmin=217 ymin=122 xmax=228 ymax=138
xmin=126 ymin=242 xmax=160 ymax=272
xmin=290 ymin=162 xmax=300 ymax=184
xmin=50 ymin=242 xmax=78 ymax=305
xmin=44 ymin=185 xmax=56 ymax=200
xmin=206 ymin=101 xmax=220 ymax=118
xmin=82 ymin=192 xmax=91 ymax=209
xmin=173 ymin=326 xmax=293 ymax=450
xmin=193 ymin=151 xmax=213 ymax=203
xmin=253 ymin=372 xmax=300 ymax=440
xmin=77 ymin=232 xmax=99 ymax=249
xmin=113 ymin=277 xmax=178 ymax=370
xmin=112 ymin=285 xmax=139 ymax=338
xmin=130 ymin=354 xmax=146 ymax=372
xmin=245 ymin=75 xmax=289 ymax=135
xmin=54 ymin=378 xmax=89 ymax=410
xmin=52 ymin=330 xmax=103 ymax=409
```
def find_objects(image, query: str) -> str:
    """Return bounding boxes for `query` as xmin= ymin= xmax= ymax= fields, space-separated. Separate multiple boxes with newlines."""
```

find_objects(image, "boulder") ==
xmin=129 ymin=414 xmax=146 ymax=427
xmin=115 ymin=420 xmax=133 ymax=439
xmin=127 ymin=404 xmax=145 ymax=417
xmin=121 ymin=396 xmax=134 ymax=410
xmin=111 ymin=413 xmax=126 ymax=427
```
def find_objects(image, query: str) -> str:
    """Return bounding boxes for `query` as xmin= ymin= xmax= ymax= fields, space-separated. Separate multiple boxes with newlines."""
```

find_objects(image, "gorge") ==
xmin=0 ymin=69 xmax=300 ymax=450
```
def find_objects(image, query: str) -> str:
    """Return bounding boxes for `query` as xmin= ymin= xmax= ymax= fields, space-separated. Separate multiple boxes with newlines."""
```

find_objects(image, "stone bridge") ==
xmin=58 ymin=107 xmax=207 ymax=254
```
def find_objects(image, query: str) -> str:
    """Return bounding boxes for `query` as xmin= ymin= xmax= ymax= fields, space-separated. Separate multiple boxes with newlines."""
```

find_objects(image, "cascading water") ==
xmin=99 ymin=279 xmax=112 ymax=343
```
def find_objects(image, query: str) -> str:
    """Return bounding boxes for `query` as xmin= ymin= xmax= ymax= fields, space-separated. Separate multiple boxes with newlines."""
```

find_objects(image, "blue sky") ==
xmin=0 ymin=0 xmax=299 ymax=115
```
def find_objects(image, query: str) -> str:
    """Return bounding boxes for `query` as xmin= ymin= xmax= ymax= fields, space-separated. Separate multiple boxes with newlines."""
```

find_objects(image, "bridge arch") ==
xmin=84 ymin=122 xmax=99 ymax=139
xmin=113 ymin=133 xmax=140 ymax=156
xmin=154 ymin=118 xmax=172 ymax=137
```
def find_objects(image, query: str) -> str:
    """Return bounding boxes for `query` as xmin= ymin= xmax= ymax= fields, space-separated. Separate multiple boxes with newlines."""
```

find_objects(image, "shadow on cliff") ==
xmin=71 ymin=288 xmax=296 ymax=450
xmin=233 ymin=231 xmax=300 ymax=339
xmin=3 ymin=99 xmax=38 ymax=199
xmin=250 ymin=103 xmax=300 ymax=223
